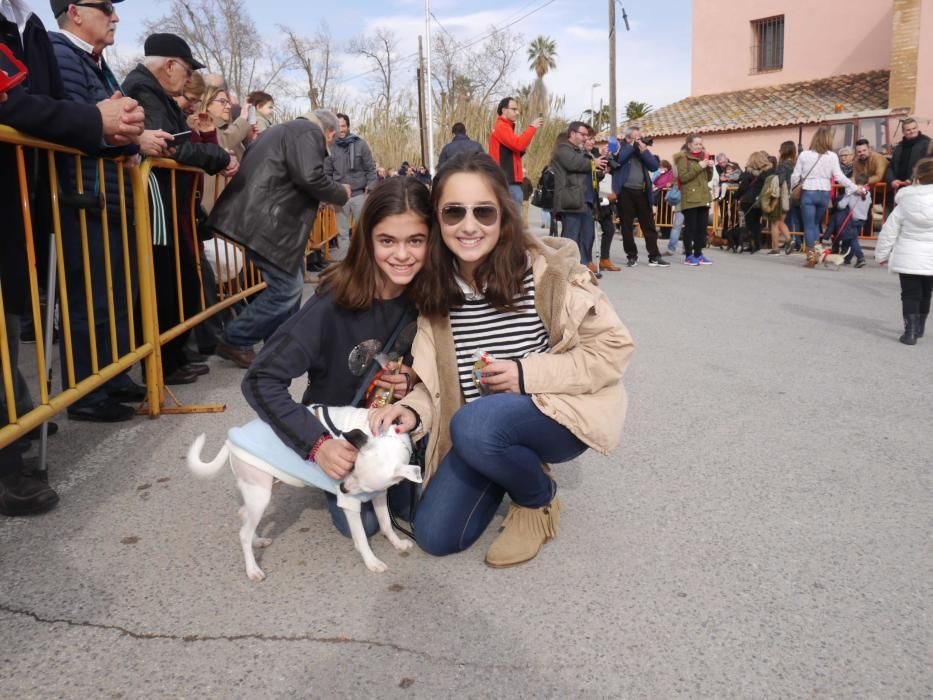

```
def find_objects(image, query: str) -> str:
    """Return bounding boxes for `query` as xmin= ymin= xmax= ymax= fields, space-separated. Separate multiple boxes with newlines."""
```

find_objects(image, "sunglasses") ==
xmin=73 ymin=1 xmax=115 ymax=15
xmin=440 ymin=204 xmax=499 ymax=226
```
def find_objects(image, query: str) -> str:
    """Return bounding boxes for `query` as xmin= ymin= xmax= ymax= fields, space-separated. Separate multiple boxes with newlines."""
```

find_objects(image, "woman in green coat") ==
xmin=672 ymin=134 xmax=715 ymax=266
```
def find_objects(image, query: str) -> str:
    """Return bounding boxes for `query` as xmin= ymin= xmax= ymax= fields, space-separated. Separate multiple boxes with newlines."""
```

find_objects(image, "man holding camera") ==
xmin=610 ymin=125 xmax=669 ymax=267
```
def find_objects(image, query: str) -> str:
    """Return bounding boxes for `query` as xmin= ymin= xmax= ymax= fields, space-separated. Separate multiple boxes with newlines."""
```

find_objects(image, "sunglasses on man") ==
xmin=71 ymin=1 xmax=116 ymax=15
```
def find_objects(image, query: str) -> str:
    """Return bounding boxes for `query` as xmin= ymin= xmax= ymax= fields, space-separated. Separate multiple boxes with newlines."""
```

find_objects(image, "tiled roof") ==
xmin=629 ymin=70 xmax=891 ymax=137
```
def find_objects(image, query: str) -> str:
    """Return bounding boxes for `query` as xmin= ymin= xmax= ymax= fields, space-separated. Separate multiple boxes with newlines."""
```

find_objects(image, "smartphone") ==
xmin=0 ymin=44 xmax=29 ymax=92
xmin=247 ymin=104 xmax=257 ymax=126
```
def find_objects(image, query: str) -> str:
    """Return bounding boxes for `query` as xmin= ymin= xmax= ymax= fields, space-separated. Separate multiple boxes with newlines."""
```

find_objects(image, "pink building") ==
xmin=633 ymin=0 xmax=932 ymax=168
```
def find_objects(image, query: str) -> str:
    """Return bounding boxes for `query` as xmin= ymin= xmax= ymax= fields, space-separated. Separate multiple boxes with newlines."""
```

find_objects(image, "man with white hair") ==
xmin=207 ymin=109 xmax=350 ymax=369
xmin=123 ymin=33 xmax=238 ymax=386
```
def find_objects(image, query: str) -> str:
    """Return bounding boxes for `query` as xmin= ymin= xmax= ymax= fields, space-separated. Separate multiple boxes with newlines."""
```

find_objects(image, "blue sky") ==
xmin=32 ymin=0 xmax=693 ymax=117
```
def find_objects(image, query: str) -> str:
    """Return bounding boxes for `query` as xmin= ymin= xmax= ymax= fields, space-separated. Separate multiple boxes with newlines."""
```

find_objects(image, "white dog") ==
xmin=814 ymin=243 xmax=846 ymax=270
xmin=187 ymin=405 xmax=422 ymax=581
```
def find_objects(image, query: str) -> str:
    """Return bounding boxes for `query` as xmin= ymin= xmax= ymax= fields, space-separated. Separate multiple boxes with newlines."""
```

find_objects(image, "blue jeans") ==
xmin=413 ymin=394 xmax=587 ymax=556
xmin=560 ymin=211 xmax=595 ymax=265
xmin=800 ymin=190 xmax=830 ymax=248
xmin=223 ymin=252 xmax=305 ymax=349
xmin=325 ymin=484 xmax=416 ymax=538
xmin=667 ymin=211 xmax=684 ymax=253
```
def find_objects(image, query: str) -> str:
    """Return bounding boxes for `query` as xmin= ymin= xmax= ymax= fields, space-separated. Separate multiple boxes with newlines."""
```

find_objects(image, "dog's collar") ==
xmin=310 ymin=404 xmax=343 ymax=438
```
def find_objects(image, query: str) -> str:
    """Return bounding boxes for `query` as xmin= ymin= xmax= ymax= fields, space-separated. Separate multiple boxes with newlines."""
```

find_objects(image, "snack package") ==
xmin=471 ymin=350 xmax=496 ymax=396
xmin=365 ymin=352 xmax=399 ymax=408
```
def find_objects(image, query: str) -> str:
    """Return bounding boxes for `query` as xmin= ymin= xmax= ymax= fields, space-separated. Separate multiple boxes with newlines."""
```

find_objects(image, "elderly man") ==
xmin=208 ymin=110 xmax=350 ymax=368
xmin=48 ymin=0 xmax=175 ymax=421
xmin=1 ymin=2 xmax=143 ymax=515
xmin=324 ymin=112 xmax=376 ymax=238
xmin=123 ymin=33 xmax=237 ymax=386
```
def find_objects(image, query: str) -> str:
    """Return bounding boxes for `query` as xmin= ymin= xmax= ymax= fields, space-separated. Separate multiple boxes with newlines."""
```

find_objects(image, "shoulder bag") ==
xmin=790 ymin=154 xmax=822 ymax=205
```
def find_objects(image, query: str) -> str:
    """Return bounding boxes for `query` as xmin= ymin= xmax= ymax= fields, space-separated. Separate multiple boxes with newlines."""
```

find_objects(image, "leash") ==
xmin=832 ymin=209 xmax=855 ymax=244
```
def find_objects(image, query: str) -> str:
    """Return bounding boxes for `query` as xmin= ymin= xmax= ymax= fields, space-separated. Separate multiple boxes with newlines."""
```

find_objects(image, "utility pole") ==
xmin=608 ymin=0 xmax=616 ymax=137
xmin=424 ymin=0 xmax=436 ymax=174
xmin=417 ymin=36 xmax=427 ymax=167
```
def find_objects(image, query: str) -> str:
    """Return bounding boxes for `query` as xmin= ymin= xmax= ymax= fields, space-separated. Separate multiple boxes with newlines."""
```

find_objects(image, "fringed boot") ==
xmin=484 ymin=496 xmax=561 ymax=568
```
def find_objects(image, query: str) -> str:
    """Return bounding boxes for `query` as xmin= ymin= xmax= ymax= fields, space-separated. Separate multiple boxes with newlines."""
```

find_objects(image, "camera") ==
xmin=641 ymin=136 xmax=654 ymax=147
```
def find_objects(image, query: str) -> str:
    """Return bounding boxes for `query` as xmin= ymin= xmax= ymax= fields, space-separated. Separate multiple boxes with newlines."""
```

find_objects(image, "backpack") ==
xmin=756 ymin=174 xmax=781 ymax=215
xmin=531 ymin=166 xmax=555 ymax=210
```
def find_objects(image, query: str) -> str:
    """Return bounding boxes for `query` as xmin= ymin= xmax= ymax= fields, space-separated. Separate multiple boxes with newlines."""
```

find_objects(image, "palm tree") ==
xmin=527 ymin=35 xmax=557 ymax=79
xmin=625 ymin=100 xmax=654 ymax=120
xmin=527 ymin=36 xmax=557 ymax=115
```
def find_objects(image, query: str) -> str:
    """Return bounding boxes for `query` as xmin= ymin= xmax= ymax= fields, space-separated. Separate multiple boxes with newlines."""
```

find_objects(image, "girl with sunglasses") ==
xmin=242 ymin=177 xmax=430 ymax=537
xmin=370 ymin=152 xmax=634 ymax=568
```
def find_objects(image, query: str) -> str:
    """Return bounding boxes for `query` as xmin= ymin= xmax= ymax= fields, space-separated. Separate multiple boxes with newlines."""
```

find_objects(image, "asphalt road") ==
xmin=2 ymin=225 xmax=931 ymax=698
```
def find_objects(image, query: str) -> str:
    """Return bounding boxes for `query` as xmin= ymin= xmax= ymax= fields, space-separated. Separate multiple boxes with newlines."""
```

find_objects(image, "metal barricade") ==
xmin=137 ymin=158 xmax=266 ymax=415
xmin=0 ymin=126 xmax=156 ymax=450
xmin=0 ymin=127 xmax=280 ymax=452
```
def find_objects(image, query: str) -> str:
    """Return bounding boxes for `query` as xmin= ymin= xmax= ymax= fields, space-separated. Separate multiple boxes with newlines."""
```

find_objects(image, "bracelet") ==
xmin=309 ymin=433 xmax=332 ymax=462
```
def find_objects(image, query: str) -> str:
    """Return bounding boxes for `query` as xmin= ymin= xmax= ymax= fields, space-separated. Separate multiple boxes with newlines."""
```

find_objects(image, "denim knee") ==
xmin=326 ymin=493 xmax=380 ymax=539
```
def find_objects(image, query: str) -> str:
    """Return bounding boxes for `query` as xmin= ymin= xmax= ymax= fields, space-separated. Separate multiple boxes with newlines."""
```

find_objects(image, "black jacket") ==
xmin=437 ymin=133 xmax=484 ymax=168
xmin=207 ymin=118 xmax=348 ymax=274
xmin=123 ymin=64 xmax=229 ymax=253
xmin=242 ymin=291 xmax=416 ymax=458
xmin=886 ymin=133 xmax=932 ymax=185
xmin=0 ymin=14 xmax=102 ymax=315
xmin=48 ymin=32 xmax=138 ymax=265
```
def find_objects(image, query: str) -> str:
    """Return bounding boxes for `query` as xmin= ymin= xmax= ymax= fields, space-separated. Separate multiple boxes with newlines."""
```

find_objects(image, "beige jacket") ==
xmin=400 ymin=237 xmax=635 ymax=485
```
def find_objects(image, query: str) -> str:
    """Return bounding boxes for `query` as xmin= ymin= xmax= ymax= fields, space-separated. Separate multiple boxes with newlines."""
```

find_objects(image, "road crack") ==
xmin=0 ymin=603 xmax=527 ymax=671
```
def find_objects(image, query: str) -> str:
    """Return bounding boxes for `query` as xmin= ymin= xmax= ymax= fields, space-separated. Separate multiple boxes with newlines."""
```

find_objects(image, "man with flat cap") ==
xmin=124 ymin=33 xmax=239 ymax=386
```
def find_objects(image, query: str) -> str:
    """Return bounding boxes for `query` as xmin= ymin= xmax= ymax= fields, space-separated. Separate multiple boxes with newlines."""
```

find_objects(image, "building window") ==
xmin=751 ymin=15 xmax=784 ymax=73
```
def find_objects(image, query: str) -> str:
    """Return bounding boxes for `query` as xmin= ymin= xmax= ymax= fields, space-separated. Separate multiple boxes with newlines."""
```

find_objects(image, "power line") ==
xmin=334 ymin=0 xmax=559 ymax=85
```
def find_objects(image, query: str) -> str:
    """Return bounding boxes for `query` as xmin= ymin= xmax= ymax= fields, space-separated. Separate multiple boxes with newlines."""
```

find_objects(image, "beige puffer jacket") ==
xmin=400 ymin=236 xmax=635 ymax=485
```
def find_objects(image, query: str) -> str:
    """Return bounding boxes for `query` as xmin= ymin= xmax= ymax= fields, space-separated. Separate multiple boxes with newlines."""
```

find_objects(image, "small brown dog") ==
xmin=814 ymin=243 xmax=846 ymax=270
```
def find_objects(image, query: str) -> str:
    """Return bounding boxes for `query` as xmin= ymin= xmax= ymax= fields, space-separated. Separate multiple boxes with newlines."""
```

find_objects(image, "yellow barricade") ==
xmin=0 ymin=127 xmax=294 ymax=448
xmin=0 ymin=125 xmax=156 ymax=450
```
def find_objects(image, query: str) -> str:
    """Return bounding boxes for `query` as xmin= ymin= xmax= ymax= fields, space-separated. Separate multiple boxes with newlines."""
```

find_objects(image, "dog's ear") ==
xmin=343 ymin=429 xmax=369 ymax=451
xmin=395 ymin=463 xmax=423 ymax=484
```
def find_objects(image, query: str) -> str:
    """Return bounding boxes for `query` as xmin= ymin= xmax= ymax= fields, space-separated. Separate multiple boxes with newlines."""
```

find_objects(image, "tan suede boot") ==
xmin=484 ymin=497 xmax=561 ymax=568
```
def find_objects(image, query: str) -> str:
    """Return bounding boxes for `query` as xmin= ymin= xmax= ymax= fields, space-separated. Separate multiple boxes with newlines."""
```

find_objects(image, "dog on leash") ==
xmin=814 ymin=243 xmax=846 ymax=270
xmin=187 ymin=405 xmax=422 ymax=581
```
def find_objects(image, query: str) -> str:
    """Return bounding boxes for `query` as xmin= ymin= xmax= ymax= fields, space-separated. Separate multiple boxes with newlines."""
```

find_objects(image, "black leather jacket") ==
xmin=207 ymin=118 xmax=348 ymax=274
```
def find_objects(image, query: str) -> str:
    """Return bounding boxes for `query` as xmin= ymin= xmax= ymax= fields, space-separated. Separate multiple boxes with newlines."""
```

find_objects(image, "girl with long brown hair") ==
xmin=370 ymin=152 xmax=634 ymax=568
xmin=241 ymin=177 xmax=431 ymax=537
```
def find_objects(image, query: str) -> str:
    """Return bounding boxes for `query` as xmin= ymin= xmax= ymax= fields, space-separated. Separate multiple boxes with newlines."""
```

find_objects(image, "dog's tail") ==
xmin=186 ymin=434 xmax=230 ymax=478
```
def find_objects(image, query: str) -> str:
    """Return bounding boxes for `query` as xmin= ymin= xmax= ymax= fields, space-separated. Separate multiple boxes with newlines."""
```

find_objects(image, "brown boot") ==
xmin=599 ymin=259 xmax=621 ymax=271
xmin=485 ymin=497 xmax=561 ymax=568
xmin=586 ymin=261 xmax=598 ymax=274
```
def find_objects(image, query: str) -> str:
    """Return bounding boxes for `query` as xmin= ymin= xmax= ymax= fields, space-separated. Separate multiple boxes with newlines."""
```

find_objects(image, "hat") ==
xmin=143 ymin=33 xmax=205 ymax=71
xmin=51 ymin=0 xmax=124 ymax=18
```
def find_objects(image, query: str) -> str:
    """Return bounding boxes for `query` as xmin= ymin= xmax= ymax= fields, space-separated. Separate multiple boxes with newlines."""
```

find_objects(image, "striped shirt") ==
xmin=450 ymin=268 xmax=550 ymax=402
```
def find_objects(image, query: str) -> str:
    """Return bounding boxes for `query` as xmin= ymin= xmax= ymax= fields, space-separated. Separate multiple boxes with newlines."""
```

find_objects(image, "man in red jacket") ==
xmin=488 ymin=96 xmax=543 ymax=204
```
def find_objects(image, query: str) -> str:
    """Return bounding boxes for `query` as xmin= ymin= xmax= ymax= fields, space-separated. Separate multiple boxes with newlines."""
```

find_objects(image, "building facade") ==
xmin=632 ymin=0 xmax=932 ymax=168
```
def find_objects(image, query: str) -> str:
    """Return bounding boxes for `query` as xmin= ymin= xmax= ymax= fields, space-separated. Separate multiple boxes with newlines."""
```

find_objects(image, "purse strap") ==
xmin=798 ymin=153 xmax=822 ymax=187
xmin=349 ymin=312 xmax=412 ymax=408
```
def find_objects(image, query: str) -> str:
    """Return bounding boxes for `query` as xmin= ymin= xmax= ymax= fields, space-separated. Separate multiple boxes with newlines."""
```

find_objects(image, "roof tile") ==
xmin=629 ymin=70 xmax=890 ymax=137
